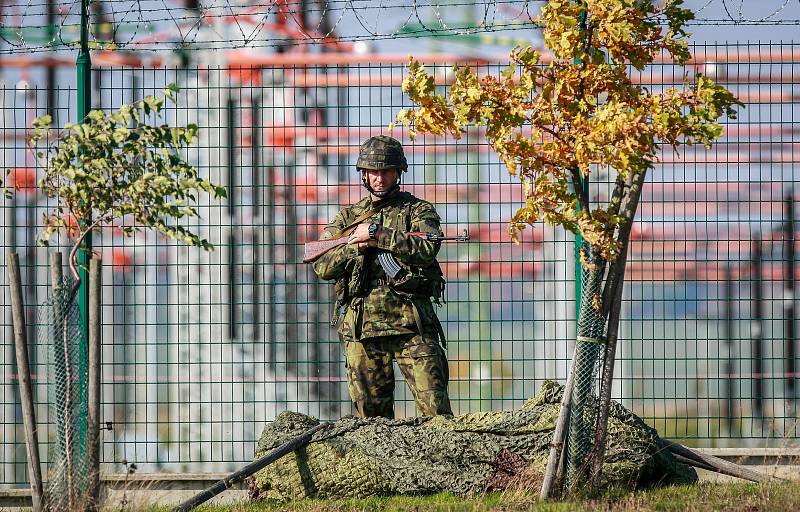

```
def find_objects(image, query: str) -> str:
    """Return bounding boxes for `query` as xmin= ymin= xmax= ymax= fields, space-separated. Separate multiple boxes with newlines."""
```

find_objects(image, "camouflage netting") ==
xmin=249 ymin=381 xmax=696 ymax=501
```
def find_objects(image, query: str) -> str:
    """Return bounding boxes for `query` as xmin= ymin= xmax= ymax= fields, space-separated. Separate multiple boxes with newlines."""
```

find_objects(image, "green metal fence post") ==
xmin=573 ymin=2 xmax=588 ymax=323
xmin=76 ymin=1 xmax=92 ymax=329
xmin=565 ymin=1 xmax=608 ymax=492
xmin=77 ymin=0 xmax=92 ymax=323
xmin=76 ymin=0 xmax=92 ymax=497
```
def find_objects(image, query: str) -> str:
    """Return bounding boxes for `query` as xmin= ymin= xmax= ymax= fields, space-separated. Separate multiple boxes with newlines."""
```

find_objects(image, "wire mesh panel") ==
xmin=1 ymin=42 xmax=799 ymax=487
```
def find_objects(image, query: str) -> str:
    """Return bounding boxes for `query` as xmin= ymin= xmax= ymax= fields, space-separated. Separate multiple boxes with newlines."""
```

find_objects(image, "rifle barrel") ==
xmin=303 ymin=229 xmax=469 ymax=264
xmin=407 ymin=229 xmax=470 ymax=242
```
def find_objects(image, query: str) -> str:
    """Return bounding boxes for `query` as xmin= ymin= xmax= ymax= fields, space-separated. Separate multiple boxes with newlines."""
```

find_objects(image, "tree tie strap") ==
xmin=575 ymin=336 xmax=606 ymax=344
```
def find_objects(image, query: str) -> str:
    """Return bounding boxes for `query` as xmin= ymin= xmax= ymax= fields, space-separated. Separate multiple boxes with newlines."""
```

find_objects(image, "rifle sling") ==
xmin=406 ymin=297 xmax=447 ymax=348
xmin=332 ymin=206 xmax=384 ymax=238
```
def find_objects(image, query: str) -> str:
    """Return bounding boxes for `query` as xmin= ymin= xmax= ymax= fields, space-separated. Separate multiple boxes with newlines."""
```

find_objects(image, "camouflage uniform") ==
xmin=312 ymin=188 xmax=453 ymax=419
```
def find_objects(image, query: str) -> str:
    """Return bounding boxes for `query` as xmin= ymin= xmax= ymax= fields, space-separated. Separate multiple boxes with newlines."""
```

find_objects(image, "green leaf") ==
xmin=162 ymin=83 xmax=180 ymax=103
xmin=32 ymin=88 xmax=225 ymax=263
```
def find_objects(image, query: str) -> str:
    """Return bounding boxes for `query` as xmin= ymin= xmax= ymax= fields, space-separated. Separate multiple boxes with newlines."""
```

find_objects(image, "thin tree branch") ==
xmin=581 ymin=20 xmax=595 ymax=70
xmin=600 ymin=169 xmax=639 ymax=317
xmin=607 ymin=173 xmax=627 ymax=218
xmin=571 ymin=166 xmax=591 ymax=219
xmin=539 ymin=124 xmax=564 ymax=142
xmin=65 ymin=215 xmax=110 ymax=306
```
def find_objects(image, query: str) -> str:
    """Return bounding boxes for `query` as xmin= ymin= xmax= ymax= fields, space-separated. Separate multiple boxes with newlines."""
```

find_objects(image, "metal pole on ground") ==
xmin=174 ymin=422 xmax=327 ymax=512
xmin=8 ymin=252 xmax=44 ymax=512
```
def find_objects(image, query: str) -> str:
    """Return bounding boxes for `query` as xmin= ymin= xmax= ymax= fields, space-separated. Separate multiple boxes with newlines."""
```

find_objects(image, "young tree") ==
xmin=4 ymin=87 xmax=226 ymax=507
xmin=392 ymin=0 xmax=740 ymax=490
xmin=25 ymin=85 xmax=225 ymax=302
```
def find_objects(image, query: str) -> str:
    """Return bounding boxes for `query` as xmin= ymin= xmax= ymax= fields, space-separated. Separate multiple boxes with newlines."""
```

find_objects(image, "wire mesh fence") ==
xmin=1 ymin=42 xmax=800 ymax=486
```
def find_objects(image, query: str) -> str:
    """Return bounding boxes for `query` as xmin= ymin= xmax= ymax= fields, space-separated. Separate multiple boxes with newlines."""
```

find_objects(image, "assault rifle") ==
xmin=303 ymin=229 xmax=470 ymax=278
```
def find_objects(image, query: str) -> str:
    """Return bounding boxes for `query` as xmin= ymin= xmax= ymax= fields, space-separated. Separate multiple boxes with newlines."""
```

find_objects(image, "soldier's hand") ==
xmin=348 ymin=223 xmax=372 ymax=245
xmin=357 ymin=240 xmax=377 ymax=253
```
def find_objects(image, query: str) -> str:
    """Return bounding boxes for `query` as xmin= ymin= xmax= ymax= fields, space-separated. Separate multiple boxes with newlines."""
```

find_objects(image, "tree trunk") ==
xmin=589 ymin=167 xmax=647 ymax=489
xmin=541 ymin=248 xmax=606 ymax=498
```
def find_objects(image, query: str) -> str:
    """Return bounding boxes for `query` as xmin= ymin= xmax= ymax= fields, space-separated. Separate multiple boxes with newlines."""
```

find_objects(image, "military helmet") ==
xmin=356 ymin=135 xmax=408 ymax=172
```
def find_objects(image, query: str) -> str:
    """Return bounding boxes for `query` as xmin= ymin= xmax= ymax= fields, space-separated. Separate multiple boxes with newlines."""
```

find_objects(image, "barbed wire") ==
xmin=1 ymin=0 xmax=534 ymax=54
xmin=686 ymin=18 xmax=800 ymax=25
xmin=0 ymin=0 xmax=799 ymax=55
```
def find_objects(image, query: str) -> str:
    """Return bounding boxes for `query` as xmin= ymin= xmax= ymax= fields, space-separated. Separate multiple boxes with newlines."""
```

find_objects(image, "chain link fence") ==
xmin=42 ymin=274 xmax=89 ymax=511
xmin=564 ymin=245 xmax=607 ymax=490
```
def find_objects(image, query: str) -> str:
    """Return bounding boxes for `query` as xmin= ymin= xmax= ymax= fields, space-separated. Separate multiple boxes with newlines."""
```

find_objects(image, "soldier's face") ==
xmin=363 ymin=168 xmax=399 ymax=194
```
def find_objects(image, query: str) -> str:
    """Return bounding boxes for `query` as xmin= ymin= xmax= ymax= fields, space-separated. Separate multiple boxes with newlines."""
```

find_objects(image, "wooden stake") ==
xmin=8 ymin=252 xmax=44 ymax=512
xmin=87 ymin=258 xmax=103 ymax=510
xmin=589 ymin=168 xmax=647 ymax=489
xmin=540 ymin=349 xmax=578 ymax=500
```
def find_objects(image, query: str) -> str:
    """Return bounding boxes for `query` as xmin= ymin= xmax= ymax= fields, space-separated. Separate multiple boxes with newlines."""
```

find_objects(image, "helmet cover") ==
xmin=356 ymin=135 xmax=408 ymax=172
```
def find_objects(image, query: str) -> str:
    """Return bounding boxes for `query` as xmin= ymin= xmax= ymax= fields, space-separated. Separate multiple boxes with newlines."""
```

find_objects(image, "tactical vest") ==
xmin=331 ymin=194 xmax=446 ymax=325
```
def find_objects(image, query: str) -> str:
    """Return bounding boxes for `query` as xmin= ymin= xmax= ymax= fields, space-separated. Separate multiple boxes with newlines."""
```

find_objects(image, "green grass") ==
xmin=146 ymin=481 xmax=800 ymax=512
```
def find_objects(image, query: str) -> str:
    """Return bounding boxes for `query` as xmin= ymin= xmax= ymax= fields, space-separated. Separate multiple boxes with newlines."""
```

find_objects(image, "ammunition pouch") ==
xmin=387 ymin=260 xmax=446 ymax=306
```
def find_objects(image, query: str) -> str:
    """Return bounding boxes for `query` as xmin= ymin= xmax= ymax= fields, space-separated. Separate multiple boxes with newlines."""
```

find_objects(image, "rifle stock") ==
xmin=302 ymin=236 xmax=349 ymax=263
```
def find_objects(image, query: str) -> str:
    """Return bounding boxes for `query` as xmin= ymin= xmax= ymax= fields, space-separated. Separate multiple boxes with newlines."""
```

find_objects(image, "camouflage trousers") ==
xmin=342 ymin=332 xmax=453 ymax=419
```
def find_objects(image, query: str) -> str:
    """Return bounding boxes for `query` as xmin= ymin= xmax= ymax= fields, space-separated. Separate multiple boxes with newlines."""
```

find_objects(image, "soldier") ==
xmin=312 ymin=135 xmax=453 ymax=419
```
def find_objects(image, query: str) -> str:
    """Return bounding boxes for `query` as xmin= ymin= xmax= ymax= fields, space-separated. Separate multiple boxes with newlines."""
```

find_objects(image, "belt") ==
xmin=368 ymin=278 xmax=388 ymax=287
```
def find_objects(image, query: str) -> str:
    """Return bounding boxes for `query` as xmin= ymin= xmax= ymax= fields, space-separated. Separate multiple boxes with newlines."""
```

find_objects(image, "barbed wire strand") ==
xmin=1 ymin=0 xmax=800 ymax=55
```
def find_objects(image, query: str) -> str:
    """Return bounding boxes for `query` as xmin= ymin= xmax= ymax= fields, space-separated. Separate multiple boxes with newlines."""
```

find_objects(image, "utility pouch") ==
xmin=385 ymin=198 xmax=447 ymax=304
xmin=388 ymin=260 xmax=446 ymax=305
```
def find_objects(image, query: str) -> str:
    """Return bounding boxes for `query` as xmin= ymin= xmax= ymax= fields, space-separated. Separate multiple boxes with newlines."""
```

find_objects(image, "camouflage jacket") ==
xmin=312 ymin=191 xmax=443 ymax=342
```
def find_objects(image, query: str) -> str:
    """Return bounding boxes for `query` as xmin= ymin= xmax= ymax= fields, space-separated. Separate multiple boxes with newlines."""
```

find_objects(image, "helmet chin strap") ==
xmin=362 ymin=171 xmax=401 ymax=198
